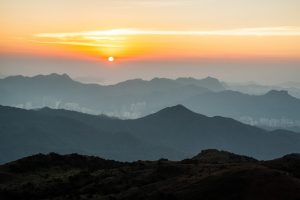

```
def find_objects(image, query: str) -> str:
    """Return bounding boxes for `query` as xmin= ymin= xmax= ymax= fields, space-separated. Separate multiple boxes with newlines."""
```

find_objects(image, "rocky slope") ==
xmin=0 ymin=149 xmax=300 ymax=200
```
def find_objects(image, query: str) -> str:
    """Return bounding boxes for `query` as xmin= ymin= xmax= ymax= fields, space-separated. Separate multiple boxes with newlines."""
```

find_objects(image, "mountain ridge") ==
xmin=1 ymin=74 xmax=299 ymax=131
xmin=1 ymin=150 xmax=300 ymax=200
xmin=1 ymin=104 xmax=300 ymax=164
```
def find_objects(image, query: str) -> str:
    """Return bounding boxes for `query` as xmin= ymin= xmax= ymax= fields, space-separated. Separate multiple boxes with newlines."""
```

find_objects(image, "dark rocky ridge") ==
xmin=0 ymin=150 xmax=300 ymax=200
xmin=191 ymin=149 xmax=258 ymax=163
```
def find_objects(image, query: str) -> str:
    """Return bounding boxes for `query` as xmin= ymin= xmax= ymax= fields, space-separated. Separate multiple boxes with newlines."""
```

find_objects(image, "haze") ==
xmin=1 ymin=0 xmax=300 ymax=84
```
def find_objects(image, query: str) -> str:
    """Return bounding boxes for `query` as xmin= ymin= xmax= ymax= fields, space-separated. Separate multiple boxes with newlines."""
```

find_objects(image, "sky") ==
xmin=0 ymin=0 xmax=300 ymax=84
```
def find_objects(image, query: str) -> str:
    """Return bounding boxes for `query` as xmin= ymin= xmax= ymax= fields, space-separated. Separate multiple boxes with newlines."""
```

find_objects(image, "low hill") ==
xmin=0 ymin=150 xmax=300 ymax=200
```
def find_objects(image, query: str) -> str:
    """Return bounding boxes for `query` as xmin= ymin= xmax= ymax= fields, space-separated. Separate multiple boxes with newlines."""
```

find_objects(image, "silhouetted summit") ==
xmin=176 ymin=76 xmax=225 ymax=91
xmin=283 ymin=153 xmax=300 ymax=160
xmin=4 ymin=73 xmax=73 ymax=82
xmin=147 ymin=104 xmax=201 ymax=118
xmin=35 ymin=73 xmax=72 ymax=80
xmin=264 ymin=90 xmax=291 ymax=98
xmin=192 ymin=149 xmax=257 ymax=163
xmin=164 ymin=104 xmax=192 ymax=112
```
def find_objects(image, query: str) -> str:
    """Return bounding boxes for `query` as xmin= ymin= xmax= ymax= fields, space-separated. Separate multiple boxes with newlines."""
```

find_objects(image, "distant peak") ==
xmin=49 ymin=73 xmax=61 ymax=77
xmin=176 ymin=77 xmax=196 ymax=81
xmin=202 ymin=76 xmax=219 ymax=82
xmin=150 ymin=77 xmax=175 ymax=83
xmin=164 ymin=104 xmax=191 ymax=112
xmin=151 ymin=77 xmax=169 ymax=81
xmin=282 ymin=153 xmax=300 ymax=160
xmin=205 ymin=76 xmax=215 ymax=79
xmin=142 ymin=104 xmax=205 ymax=121
xmin=3 ymin=75 xmax=25 ymax=80
xmin=37 ymin=107 xmax=53 ymax=111
xmin=115 ymin=78 xmax=145 ymax=86
xmin=47 ymin=73 xmax=72 ymax=79
xmin=264 ymin=90 xmax=290 ymax=97
xmin=30 ymin=73 xmax=74 ymax=82
xmin=155 ymin=105 xmax=199 ymax=116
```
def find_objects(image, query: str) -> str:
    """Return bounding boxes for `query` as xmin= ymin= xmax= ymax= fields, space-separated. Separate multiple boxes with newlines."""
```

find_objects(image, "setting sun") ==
xmin=108 ymin=56 xmax=114 ymax=62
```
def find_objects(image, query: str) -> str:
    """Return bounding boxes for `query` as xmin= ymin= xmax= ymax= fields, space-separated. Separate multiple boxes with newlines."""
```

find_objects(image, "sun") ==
xmin=108 ymin=56 xmax=114 ymax=62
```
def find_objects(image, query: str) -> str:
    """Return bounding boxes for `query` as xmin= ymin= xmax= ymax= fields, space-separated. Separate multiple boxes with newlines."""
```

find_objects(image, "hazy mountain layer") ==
xmin=1 ymin=105 xmax=299 ymax=163
xmin=0 ymin=74 xmax=220 ymax=118
xmin=1 ymin=74 xmax=299 ymax=131
xmin=183 ymin=89 xmax=300 ymax=122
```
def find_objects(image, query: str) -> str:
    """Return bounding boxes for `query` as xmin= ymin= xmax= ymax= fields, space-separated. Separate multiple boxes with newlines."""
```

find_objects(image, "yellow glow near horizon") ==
xmin=34 ymin=27 xmax=300 ymax=38
xmin=25 ymin=27 xmax=300 ymax=60
xmin=1 ymin=0 xmax=300 ymax=61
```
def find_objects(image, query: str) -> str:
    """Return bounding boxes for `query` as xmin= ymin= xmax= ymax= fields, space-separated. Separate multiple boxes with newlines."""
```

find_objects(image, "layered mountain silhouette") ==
xmin=0 ymin=74 xmax=219 ymax=117
xmin=0 ymin=105 xmax=179 ymax=163
xmin=226 ymin=81 xmax=300 ymax=98
xmin=1 ymin=104 xmax=299 ymax=163
xmin=1 ymin=74 xmax=299 ymax=131
xmin=183 ymin=89 xmax=300 ymax=120
xmin=1 ymin=150 xmax=300 ymax=200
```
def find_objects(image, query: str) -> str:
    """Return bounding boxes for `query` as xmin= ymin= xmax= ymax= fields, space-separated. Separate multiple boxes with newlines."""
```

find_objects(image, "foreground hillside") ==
xmin=1 ymin=105 xmax=300 ymax=163
xmin=0 ymin=150 xmax=300 ymax=200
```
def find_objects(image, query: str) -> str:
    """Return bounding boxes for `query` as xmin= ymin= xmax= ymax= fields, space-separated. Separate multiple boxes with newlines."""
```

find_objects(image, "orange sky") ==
xmin=1 ymin=0 xmax=300 ymax=62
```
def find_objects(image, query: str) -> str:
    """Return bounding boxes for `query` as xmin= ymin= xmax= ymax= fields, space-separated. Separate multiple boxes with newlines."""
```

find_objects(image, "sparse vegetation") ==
xmin=0 ymin=150 xmax=299 ymax=200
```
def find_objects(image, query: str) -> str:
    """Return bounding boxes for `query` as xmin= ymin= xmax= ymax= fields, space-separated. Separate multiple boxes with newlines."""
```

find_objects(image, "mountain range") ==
xmin=183 ymin=89 xmax=300 ymax=121
xmin=1 ymin=74 xmax=300 ymax=131
xmin=1 ymin=104 xmax=300 ymax=164
xmin=0 ymin=74 xmax=221 ymax=117
xmin=226 ymin=81 xmax=300 ymax=98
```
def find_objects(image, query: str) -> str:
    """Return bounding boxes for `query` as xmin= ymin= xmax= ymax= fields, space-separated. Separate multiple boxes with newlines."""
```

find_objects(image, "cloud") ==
xmin=30 ymin=40 xmax=122 ymax=48
xmin=35 ymin=27 xmax=300 ymax=38
xmin=31 ymin=27 xmax=300 ymax=48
